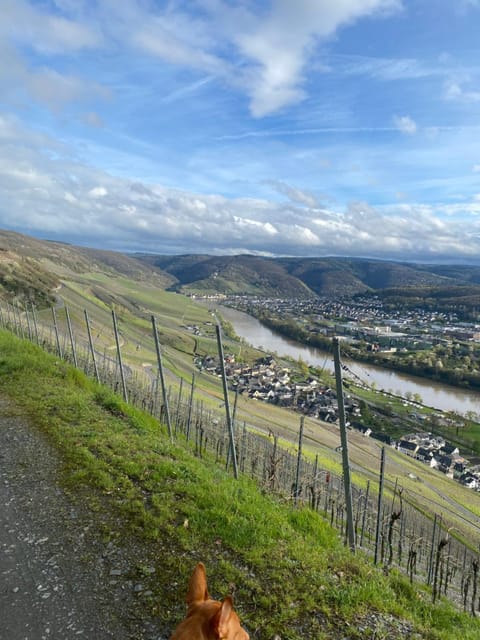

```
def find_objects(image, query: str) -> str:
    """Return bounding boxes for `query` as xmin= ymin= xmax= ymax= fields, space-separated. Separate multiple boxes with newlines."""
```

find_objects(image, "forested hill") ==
xmin=2 ymin=226 xmax=480 ymax=310
xmin=134 ymin=252 xmax=480 ymax=301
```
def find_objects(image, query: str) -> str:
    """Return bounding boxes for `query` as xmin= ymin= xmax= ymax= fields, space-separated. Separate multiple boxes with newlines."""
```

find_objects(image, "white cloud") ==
xmin=0 ymin=38 xmax=108 ymax=113
xmin=2 ymin=118 xmax=480 ymax=261
xmin=64 ymin=191 xmax=77 ymax=203
xmin=393 ymin=115 xmax=417 ymax=135
xmin=1 ymin=0 xmax=101 ymax=54
xmin=29 ymin=68 xmax=108 ymax=109
xmin=231 ymin=0 xmax=403 ymax=116
xmin=0 ymin=0 xmax=405 ymax=118
xmin=88 ymin=187 xmax=108 ymax=198
xmin=333 ymin=53 xmax=440 ymax=81
xmin=90 ymin=0 xmax=403 ymax=117
xmin=132 ymin=20 xmax=224 ymax=74
xmin=473 ymin=165 xmax=480 ymax=173
xmin=444 ymin=80 xmax=480 ymax=103
xmin=266 ymin=180 xmax=319 ymax=207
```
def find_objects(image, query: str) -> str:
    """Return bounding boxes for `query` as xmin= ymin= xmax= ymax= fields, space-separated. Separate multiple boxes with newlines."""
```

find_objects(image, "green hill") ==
xmin=135 ymin=252 xmax=480 ymax=303
xmin=136 ymin=253 xmax=313 ymax=297
xmin=2 ymin=227 xmax=480 ymax=308
xmin=0 ymin=229 xmax=174 ymax=308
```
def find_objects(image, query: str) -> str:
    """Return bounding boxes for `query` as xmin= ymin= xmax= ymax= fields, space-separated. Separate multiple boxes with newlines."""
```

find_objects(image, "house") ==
xmin=318 ymin=407 xmax=337 ymax=422
xmin=440 ymin=443 xmax=460 ymax=457
xmin=202 ymin=355 xmax=217 ymax=372
xmin=398 ymin=440 xmax=419 ymax=457
xmin=255 ymin=355 xmax=276 ymax=367
xmin=277 ymin=392 xmax=294 ymax=406
xmin=416 ymin=447 xmax=435 ymax=465
xmin=352 ymin=423 xmax=372 ymax=437
xmin=453 ymin=459 xmax=468 ymax=477
xmin=438 ymin=455 xmax=454 ymax=477
xmin=460 ymin=473 xmax=478 ymax=490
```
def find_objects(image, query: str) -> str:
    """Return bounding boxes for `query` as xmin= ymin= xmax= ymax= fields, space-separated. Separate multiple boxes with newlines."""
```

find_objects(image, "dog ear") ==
xmin=211 ymin=596 xmax=234 ymax=638
xmin=186 ymin=562 xmax=209 ymax=605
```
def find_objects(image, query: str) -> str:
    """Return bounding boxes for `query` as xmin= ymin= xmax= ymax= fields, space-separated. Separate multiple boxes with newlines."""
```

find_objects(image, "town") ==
xmin=219 ymin=294 xmax=480 ymax=350
xmin=208 ymin=293 xmax=480 ymax=391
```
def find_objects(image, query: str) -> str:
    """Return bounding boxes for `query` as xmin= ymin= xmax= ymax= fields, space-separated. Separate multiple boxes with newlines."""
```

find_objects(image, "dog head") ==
xmin=170 ymin=562 xmax=249 ymax=640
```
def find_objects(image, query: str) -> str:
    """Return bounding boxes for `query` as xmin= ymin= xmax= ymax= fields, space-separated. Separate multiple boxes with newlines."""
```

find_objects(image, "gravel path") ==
xmin=0 ymin=396 xmax=168 ymax=640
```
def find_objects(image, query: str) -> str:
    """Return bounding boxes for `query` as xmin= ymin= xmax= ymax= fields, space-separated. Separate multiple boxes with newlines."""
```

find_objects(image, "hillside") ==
xmin=277 ymin=256 xmax=454 ymax=296
xmin=2 ymin=331 xmax=480 ymax=639
xmin=135 ymin=253 xmax=314 ymax=298
xmin=135 ymin=252 xmax=480 ymax=303
xmin=0 ymin=229 xmax=174 ymax=308
xmin=2 ymin=228 xmax=480 ymax=309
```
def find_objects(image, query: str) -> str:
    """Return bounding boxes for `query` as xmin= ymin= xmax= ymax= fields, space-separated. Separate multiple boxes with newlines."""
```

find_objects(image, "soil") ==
xmin=0 ymin=396 xmax=170 ymax=640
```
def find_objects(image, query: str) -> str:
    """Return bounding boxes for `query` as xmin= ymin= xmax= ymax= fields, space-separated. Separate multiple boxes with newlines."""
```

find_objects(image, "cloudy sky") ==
xmin=1 ymin=0 xmax=480 ymax=261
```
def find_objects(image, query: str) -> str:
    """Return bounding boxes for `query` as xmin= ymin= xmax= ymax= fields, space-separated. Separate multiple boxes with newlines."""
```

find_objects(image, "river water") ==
xmin=218 ymin=305 xmax=480 ymax=416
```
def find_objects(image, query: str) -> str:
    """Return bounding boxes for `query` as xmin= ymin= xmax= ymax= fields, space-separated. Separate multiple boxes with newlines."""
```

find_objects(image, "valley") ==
xmin=1 ymin=228 xmax=480 ymax=552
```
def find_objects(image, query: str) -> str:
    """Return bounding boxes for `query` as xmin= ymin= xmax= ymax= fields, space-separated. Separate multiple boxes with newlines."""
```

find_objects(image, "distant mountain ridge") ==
xmin=1 ymin=227 xmax=480 ymax=306
xmin=135 ymin=253 xmax=313 ymax=297
xmin=134 ymin=252 xmax=480 ymax=298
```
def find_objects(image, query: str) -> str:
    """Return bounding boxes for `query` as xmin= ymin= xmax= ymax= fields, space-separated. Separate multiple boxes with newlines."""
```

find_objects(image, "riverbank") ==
xmin=253 ymin=309 xmax=480 ymax=394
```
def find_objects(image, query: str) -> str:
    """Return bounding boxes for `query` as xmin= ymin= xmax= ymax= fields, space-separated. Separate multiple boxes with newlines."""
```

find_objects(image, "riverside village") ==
xmin=196 ymin=344 xmax=480 ymax=493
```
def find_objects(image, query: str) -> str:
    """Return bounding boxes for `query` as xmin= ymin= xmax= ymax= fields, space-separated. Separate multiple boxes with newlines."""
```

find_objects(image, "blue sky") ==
xmin=1 ymin=0 xmax=480 ymax=261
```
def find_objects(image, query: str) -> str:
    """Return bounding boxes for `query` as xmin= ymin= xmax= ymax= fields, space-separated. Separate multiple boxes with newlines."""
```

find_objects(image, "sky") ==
xmin=1 ymin=0 xmax=480 ymax=262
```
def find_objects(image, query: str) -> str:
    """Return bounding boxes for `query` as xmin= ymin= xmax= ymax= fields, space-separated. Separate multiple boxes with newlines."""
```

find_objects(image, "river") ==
xmin=218 ymin=305 xmax=480 ymax=416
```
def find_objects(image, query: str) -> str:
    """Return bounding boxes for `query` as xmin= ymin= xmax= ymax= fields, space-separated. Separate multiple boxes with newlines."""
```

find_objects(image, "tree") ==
xmin=297 ymin=356 xmax=309 ymax=378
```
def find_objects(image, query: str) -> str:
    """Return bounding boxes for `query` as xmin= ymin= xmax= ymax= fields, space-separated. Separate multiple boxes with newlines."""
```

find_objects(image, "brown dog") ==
xmin=170 ymin=562 xmax=249 ymax=640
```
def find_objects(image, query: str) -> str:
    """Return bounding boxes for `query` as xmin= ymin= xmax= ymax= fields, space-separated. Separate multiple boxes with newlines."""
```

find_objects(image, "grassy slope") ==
xmin=33 ymin=272 xmax=480 ymax=549
xmin=1 ymin=330 xmax=480 ymax=639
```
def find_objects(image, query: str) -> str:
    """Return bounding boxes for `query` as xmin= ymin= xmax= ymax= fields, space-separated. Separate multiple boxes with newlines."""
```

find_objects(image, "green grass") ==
xmin=0 ymin=329 xmax=479 ymax=639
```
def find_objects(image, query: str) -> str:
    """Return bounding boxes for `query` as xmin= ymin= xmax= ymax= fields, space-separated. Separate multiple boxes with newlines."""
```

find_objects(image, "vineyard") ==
xmin=1 ymin=299 xmax=479 ymax=614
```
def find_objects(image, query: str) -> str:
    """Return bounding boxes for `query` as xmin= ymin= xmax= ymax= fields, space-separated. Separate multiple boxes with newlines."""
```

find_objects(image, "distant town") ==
xmin=219 ymin=293 xmax=480 ymax=350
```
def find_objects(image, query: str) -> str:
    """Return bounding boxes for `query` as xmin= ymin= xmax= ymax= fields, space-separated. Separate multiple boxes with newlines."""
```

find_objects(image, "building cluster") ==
xmin=197 ymin=347 xmax=479 ymax=492
xmin=372 ymin=429 xmax=479 ymax=490
xmin=333 ymin=421 xmax=479 ymax=490
xmin=222 ymin=294 xmax=480 ymax=352
xmin=196 ymin=353 xmax=360 ymax=423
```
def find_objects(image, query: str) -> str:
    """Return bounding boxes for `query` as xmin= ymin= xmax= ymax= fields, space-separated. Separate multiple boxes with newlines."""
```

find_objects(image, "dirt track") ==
xmin=0 ymin=396 xmax=168 ymax=640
